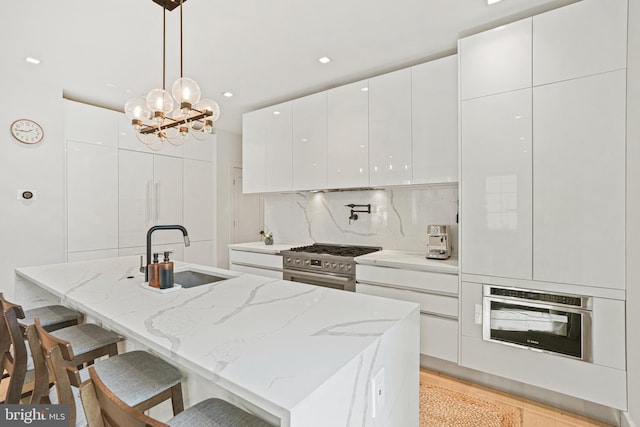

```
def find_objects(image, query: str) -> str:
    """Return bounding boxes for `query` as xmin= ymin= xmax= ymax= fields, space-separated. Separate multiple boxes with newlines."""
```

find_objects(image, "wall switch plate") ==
xmin=370 ymin=368 xmax=385 ymax=418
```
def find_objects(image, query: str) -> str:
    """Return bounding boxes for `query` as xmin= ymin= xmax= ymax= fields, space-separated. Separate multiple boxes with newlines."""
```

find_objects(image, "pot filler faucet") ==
xmin=143 ymin=225 xmax=190 ymax=281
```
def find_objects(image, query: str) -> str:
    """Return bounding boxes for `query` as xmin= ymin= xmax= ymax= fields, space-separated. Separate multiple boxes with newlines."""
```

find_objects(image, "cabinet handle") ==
xmin=146 ymin=181 xmax=152 ymax=226
xmin=154 ymin=181 xmax=160 ymax=222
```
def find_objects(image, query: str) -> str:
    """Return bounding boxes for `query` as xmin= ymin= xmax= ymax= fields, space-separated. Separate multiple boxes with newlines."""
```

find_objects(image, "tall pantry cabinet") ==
xmin=460 ymin=0 xmax=627 ymax=290
xmin=65 ymin=100 xmax=215 ymax=265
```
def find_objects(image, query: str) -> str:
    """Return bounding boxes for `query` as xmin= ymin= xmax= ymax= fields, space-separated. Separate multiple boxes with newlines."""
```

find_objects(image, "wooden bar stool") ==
xmin=0 ymin=295 xmax=122 ymax=389
xmin=81 ymin=364 xmax=272 ymax=427
xmin=34 ymin=319 xmax=185 ymax=427
xmin=0 ymin=292 xmax=82 ymax=332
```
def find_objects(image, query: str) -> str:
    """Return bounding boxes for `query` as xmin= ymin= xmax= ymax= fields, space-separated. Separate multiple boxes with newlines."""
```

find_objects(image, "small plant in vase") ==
xmin=260 ymin=230 xmax=274 ymax=245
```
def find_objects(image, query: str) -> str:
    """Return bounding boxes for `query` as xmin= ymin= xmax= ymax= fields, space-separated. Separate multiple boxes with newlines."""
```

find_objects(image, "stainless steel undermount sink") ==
xmin=173 ymin=270 xmax=229 ymax=288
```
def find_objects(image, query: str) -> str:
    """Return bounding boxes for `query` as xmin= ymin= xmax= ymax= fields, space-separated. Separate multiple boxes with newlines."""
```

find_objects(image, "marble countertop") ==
xmin=356 ymin=250 xmax=459 ymax=275
xmin=228 ymin=242 xmax=308 ymax=254
xmin=15 ymin=256 xmax=418 ymax=423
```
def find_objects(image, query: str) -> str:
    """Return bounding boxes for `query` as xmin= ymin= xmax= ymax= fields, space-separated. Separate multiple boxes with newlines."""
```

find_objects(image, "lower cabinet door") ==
xmin=420 ymin=314 xmax=458 ymax=363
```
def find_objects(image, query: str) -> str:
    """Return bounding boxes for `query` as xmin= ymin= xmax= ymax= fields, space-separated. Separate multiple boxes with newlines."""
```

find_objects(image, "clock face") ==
xmin=11 ymin=119 xmax=44 ymax=144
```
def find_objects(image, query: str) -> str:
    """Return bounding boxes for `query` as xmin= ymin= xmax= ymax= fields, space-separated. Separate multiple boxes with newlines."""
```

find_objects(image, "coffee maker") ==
xmin=426 ymin=225 xmax=451 ymax=259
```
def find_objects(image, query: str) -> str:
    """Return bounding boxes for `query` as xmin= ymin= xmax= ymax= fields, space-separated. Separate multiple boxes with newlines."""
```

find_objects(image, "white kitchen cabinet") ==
xmin=356 ymin=263 xmax=459 ymax=363
xmin=184 ymin=241 xmax=214 ymax=266
xmin=242 ymin=109 xmax=268 ymax=193
xmin=64 ymin=100 xmax=118 ymax=147
xmin=533 ymin=70 xmax=626 ymax=289
xmin=266 ymin=102 xmax=293 ymax=192
xmin=118 ymin=150 xmax=183 ymax=248
xmin=460 ymin=89 xmax=532 ymax=280
xmin=459 ymin=18 xmax=532 ymax=100
xmin=327 ymin=80 xmax=370 ymax=189
xmin=292 ymin=92 xmax=328 ymax=190
xmin=119 ymin=150 xmax=154 ymax=248
xmin=533 ymin=0 xmax=627 ymax=86
xmin=369 ymin=68 xmax=412 ymax=186
xmin=67 ymin=141 xmax=118 ymax=253
xmin=229 ymin=249 xmax=283 ymax=279
xmin=183 ymin=159 xmax=214 ymax=243
xmin=411 ymin=55 xmax=458 ymax=184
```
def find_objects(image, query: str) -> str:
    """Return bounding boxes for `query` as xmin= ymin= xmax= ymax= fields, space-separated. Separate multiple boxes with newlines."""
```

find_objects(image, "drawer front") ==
xmin=229 ymin=263 xmax=283 ymax=279
xmin=356 ymin=283 xmax=458 ymax=318
xmin=420 ymin=314 xmax=458 ymax=363
xmin=356 ymin=264 xmax=458 ymax=295
xmin=229 ymin=250 xmax=282 ymax=269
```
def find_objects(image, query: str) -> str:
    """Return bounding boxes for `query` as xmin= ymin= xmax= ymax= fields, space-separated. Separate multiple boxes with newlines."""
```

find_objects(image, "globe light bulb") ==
xmin=172 ymin=78 xmax=201 ymax=111
xmin=124 ymin=98 xmax=150 ymax=120
xmin=146 ymin=89 xmax=174 ymax=114
xmin=195 ymin=98 xmax=220 ymax=122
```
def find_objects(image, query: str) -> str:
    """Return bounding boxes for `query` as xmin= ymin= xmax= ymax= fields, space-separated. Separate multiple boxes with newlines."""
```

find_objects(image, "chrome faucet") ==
xmin=144 ymin=225 xmax=190 ymax=281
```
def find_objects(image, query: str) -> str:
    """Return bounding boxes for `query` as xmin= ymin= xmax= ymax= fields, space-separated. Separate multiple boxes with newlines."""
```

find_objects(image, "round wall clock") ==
xmin=10 ymin=119 xmax=44 ymax=144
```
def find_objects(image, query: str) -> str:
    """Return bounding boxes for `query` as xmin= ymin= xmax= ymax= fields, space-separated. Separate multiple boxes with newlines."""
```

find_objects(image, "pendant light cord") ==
xmin=162 ymin=5 xmax=166 ymax=90
xmin=180 ymin=0 xmax=184 ymax=78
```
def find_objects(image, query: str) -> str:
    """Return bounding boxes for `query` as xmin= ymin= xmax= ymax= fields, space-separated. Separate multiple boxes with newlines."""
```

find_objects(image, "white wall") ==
xmin=216 ymin=130 xmax=242 ymax=268
xmin=0 ymin=75 xmax=65 ymax=298
xmin=626 ymin=0 xmax=639 ymax=423
xmin=264 ymin=186 xmax=459 ymax=253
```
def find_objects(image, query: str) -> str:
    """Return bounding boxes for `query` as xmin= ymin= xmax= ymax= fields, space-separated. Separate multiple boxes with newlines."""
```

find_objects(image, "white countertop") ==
xmin=356 ymin=250 xmax=459 ymax=274
xmin=15 ymin=256 xmax=419 ymax=425
xmin=228 ymin=241 xmax=308 ymax=254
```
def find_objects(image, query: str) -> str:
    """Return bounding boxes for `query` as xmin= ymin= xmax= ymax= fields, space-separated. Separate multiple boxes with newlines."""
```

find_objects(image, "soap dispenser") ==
xmin=148 ymin=253 xmax=161 ymax=288
xmin=159 ymin=251 xmax=174 ymax=289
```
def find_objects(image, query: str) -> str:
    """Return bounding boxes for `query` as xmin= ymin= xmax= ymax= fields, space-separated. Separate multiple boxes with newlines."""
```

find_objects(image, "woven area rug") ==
xmin=420 ymin=383 xmax=522 ymax=427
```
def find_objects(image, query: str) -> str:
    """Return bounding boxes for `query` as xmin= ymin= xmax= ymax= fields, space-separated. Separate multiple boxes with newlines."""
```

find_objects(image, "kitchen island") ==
xmin=15 ymin=256 xmax=419 ymax=427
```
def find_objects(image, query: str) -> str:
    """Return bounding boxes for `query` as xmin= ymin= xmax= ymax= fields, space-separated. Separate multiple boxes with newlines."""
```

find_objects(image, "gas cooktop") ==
xmin=284 ymin=243 xmax=381 ymax=258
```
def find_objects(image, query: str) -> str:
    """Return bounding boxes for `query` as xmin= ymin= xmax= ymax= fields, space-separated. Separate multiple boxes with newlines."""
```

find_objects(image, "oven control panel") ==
xmin=284 ymin=256 xmax=354 ymax=274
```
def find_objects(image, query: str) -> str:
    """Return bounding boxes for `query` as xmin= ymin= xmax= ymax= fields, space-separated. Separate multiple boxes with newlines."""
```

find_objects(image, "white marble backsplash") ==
xmin=264 ymin=186 xmax=459 ymax=255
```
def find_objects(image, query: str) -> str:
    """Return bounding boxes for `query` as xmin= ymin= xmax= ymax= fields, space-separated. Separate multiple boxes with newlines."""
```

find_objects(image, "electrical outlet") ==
xmin=370 ymin=368 xmax=385 ymax=418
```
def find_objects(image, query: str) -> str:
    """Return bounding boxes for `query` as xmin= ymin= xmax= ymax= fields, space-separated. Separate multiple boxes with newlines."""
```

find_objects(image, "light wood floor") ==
xmin=420 ymin=370 xmax=611 ymax=427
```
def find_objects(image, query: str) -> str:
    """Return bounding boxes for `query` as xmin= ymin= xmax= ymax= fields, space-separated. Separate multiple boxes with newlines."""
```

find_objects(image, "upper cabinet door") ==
xmin=292 ymin=92 xmax=328 ymax=191
xmin=265 ymin=102 xmax=293 ymax=192
xmin=459 ymin=18 xmax=532 ymax=100
xmin=533 ymin=70 xmax=626 ymax=289
xmin=153 ymin=155 xmax=184 ymax=245
xmin=242 ymin=110 xmax=268 ymax=193
xmin=369 ymin=68 xmax=412 ymax=186
xmin=67 ymin=142 xmax=118 ymax=253
xmin=327 ymin=80 xmax=370 ymax=189
xmin=411 ymin=55 xmax=458 ymax=184
xmin=119 ymin=150 xmax=154 ymax=248
xmin=460 ymin=89 xmax=532 ymax=280
xmin=184 ymin=159 xmax=214 ymax=243
xmin=533 ymin=0 xmax=627 ymax=86
xmin=64 ymin=100 xmax=118 ymax=147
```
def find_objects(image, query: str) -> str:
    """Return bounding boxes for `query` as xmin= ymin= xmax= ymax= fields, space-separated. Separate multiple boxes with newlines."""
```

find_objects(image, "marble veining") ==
xmin=264 ymin=186 xmax=458 ymax=253
xmin=15 ymin=256 xmax=419 ymax=426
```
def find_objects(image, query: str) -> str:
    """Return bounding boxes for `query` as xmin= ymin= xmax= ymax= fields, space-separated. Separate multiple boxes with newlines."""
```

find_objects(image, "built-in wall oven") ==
xmin=483 ymin=285 xmax=592 ymax=362
xmin=281 ymin=244 xmax=381 ymax=292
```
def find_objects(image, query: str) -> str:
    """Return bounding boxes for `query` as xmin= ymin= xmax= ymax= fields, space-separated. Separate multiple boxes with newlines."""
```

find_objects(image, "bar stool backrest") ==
xmin=82 ymin=365 xmax=167 ymax=427
xmin=0 ymin=294 xmax=28 ymax=404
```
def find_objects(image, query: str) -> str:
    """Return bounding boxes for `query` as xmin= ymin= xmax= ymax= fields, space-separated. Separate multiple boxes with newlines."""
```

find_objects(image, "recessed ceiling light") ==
xmin=361 ymin=87 xmax=369 ymax=92
xmin=273 ymin=111 xmax=281 ymax=115
xmin=487 ymin=0 xmax=503 ymax=4
xmin=223 ymin=92 xmax=234 ymax=98
xmin=318 ymin=56 xmax=331 ymax=64
xmin=25 ymin=57 xmax=40 ymax=65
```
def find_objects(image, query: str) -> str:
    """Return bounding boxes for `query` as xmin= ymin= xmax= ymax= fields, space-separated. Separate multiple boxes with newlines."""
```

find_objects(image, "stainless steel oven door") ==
xmin=482 ymin=288 xmax=592 ymax=362
xmin=283 ymin=269 xmax=354 ymax=292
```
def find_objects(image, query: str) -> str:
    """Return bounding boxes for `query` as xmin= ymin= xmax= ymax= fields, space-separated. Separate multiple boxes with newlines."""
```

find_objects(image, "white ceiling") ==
xmin=3 ymin=0 xmax=577 ymax=134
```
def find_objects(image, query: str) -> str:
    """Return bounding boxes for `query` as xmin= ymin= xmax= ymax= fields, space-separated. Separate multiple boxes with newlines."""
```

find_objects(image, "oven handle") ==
xmin=283 ymin=269 xmax=351 ymax=285
xmin=484 ymin=296 xmax=593 ymax=316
